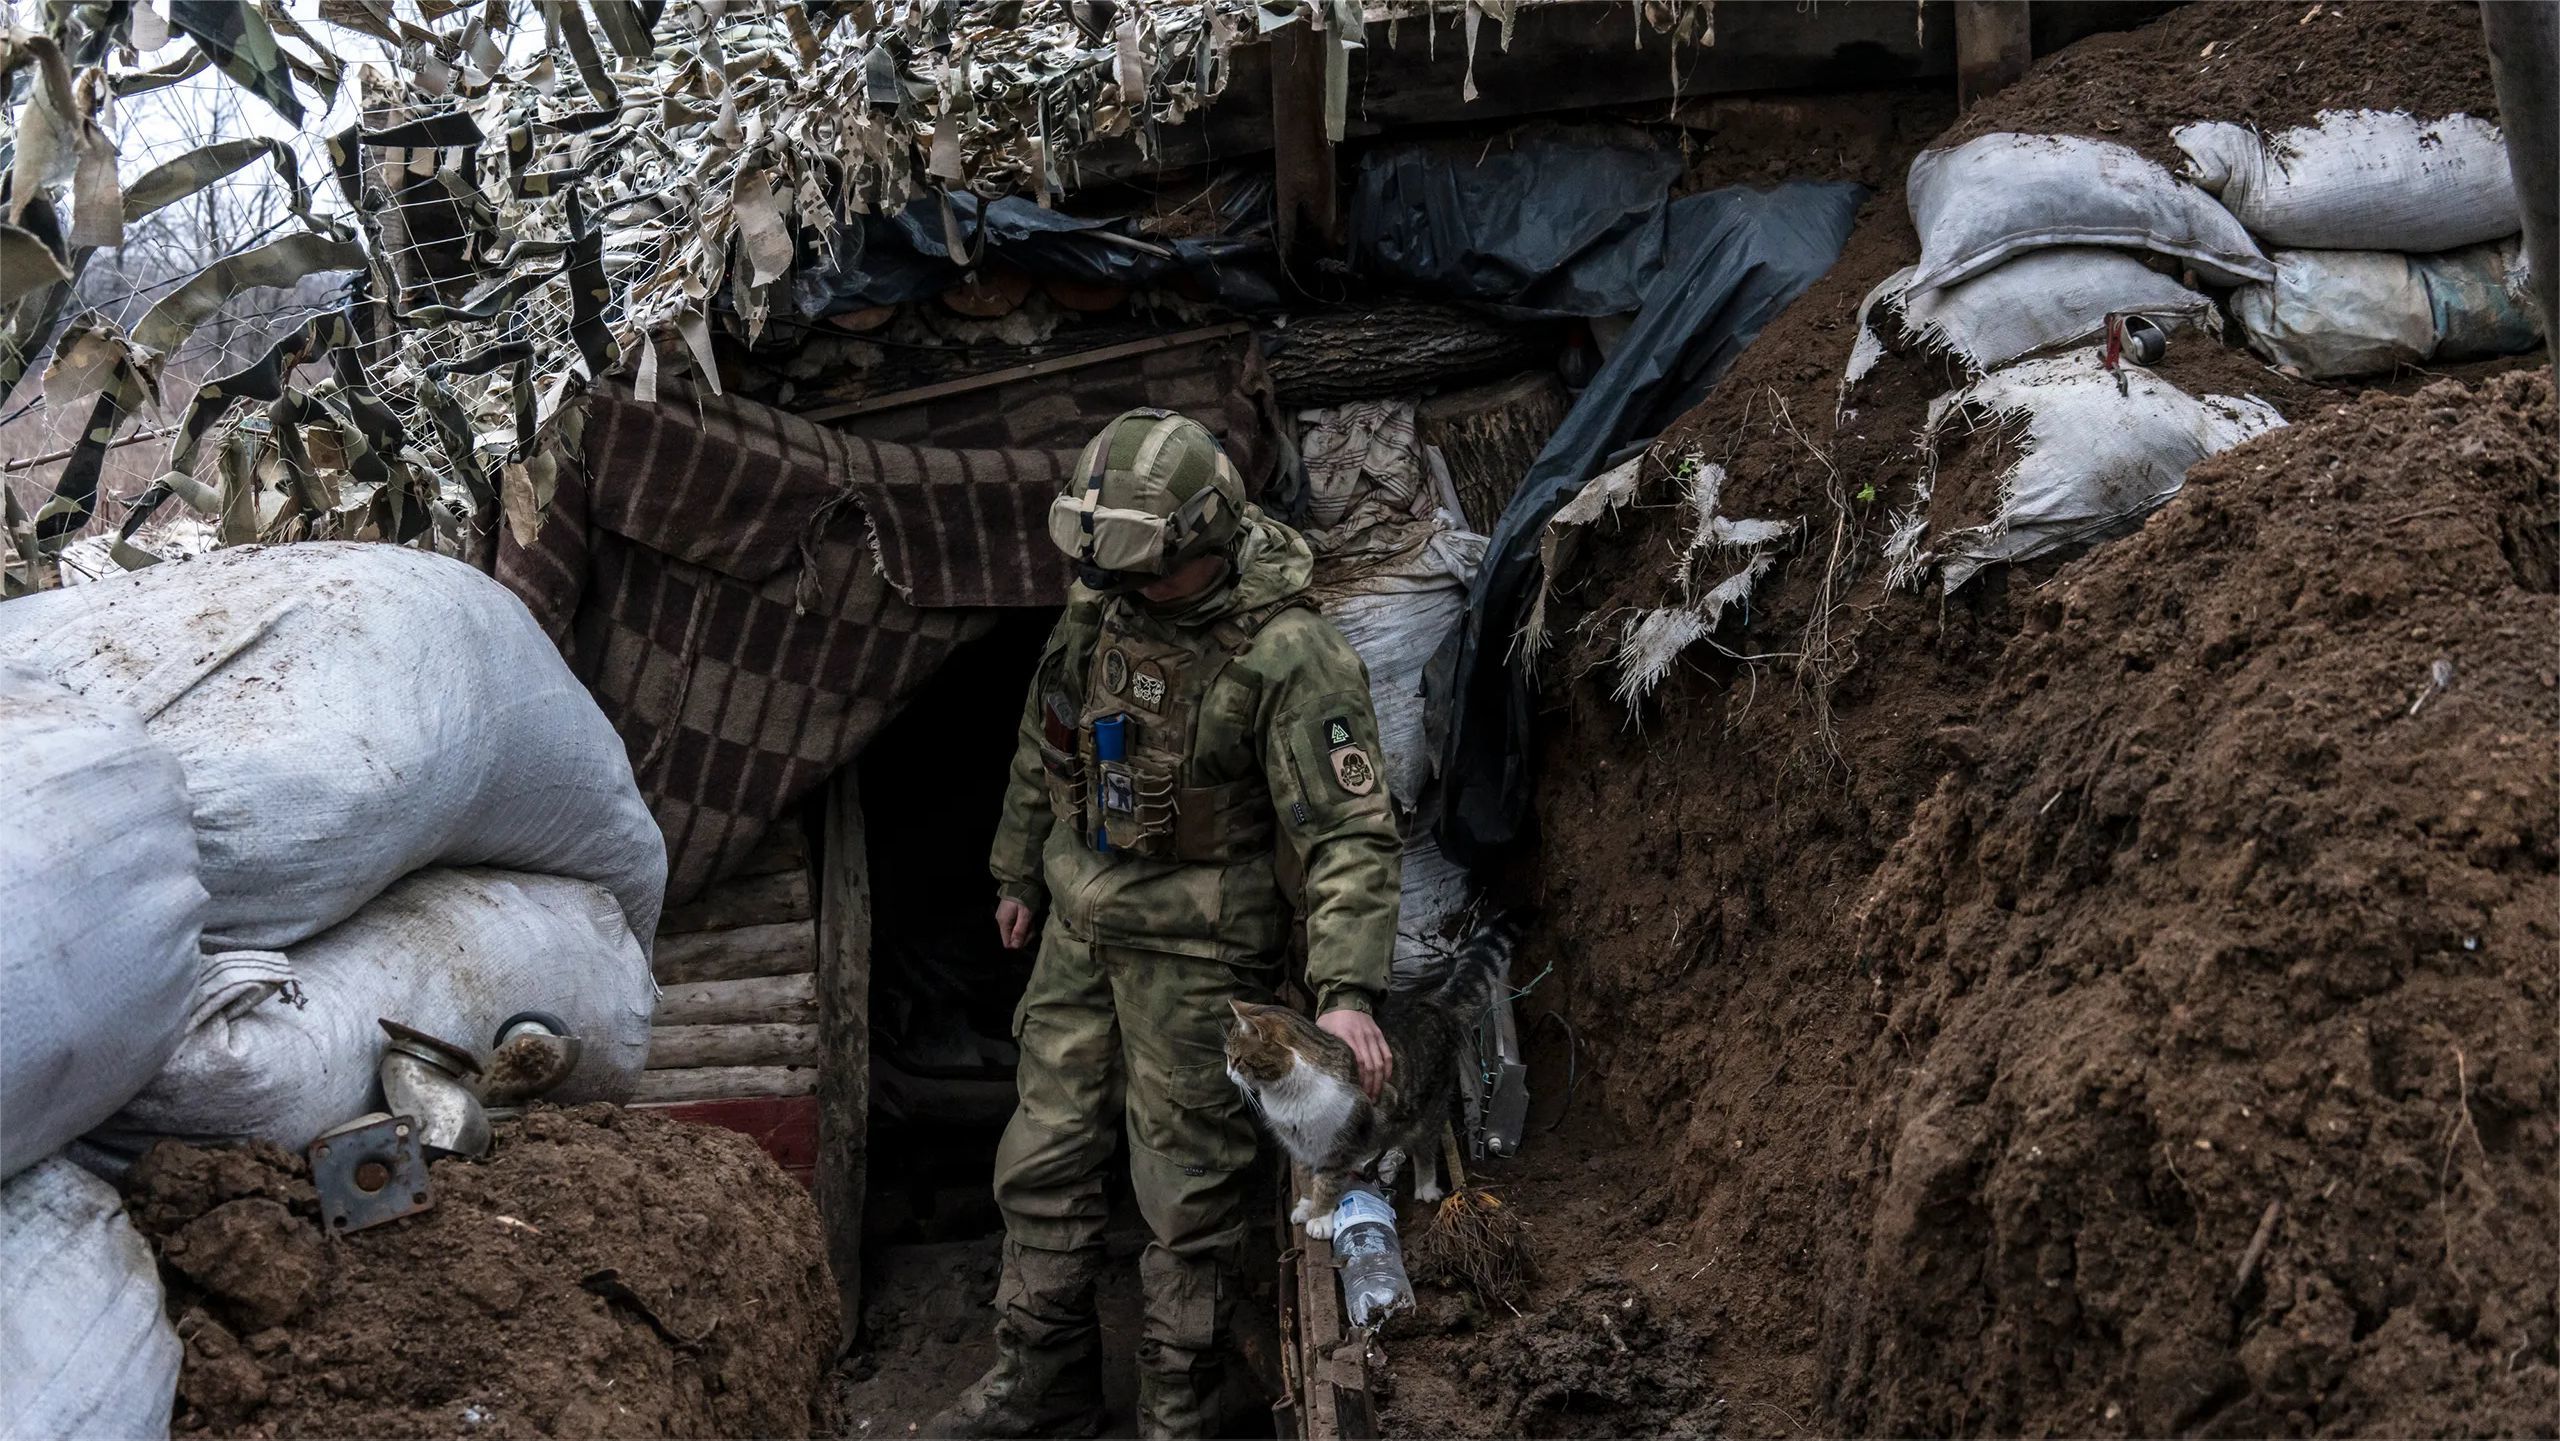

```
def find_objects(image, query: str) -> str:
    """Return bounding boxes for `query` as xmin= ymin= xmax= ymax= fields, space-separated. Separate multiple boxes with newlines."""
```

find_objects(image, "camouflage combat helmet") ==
xmin=1047 ymin=408 xmax=1246 ymax=590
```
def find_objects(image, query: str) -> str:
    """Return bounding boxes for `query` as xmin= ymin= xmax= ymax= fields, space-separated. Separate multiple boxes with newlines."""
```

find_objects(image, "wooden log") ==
xmin=646 ymin=1022 xmax=820 ymax=1069
xmin=1417 ymin=372 xmax=1569 ymax=535
xmin=1270 ymin=15 xmax=1338 ymax=264
xmin=658 ymin=869 xmax=814 ymax=935
xmin=654 ymin=973 xmax=820 ymax=1027
xmin=1954 ymin=1 xmax=2033 ymax=110
xmin=2482 ymin=0 xmax=2559 ymax=356
xmin=941 ymin=267 xmax=1035 ymax=318
xmin=816 ymin=767 xmax=873 ymax=1337
xmin=652 ymin=920 xmax=818 ymax=985
xmin=1261 ymin=302 xmax=1554 ymax=410
xmin=628 ymin=1065 xmax=816 ymax=1103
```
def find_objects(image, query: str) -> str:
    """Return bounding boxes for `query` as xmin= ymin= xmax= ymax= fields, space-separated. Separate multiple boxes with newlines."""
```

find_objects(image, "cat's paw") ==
xmin=1305 ymin=1210 xmax=1336 ymax=1242
xmin=1378 ymin=1148 xmax=1405 ymax=1184
xmin=1289 ymin=1196 xmax=1314 ymax=1226
xmin=1413 ymin=1179 xmax=1445 ymax=1203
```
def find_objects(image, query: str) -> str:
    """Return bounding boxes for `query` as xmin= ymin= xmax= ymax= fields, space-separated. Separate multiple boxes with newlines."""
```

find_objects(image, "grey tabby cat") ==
xmin=1223 ymin=917 xmax=1517 ymax=1238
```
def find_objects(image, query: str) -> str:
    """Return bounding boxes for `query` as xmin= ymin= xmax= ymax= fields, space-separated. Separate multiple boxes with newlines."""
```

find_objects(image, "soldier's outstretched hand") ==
xmin=1318 ymin=1009 xmax=1392 ymax=1100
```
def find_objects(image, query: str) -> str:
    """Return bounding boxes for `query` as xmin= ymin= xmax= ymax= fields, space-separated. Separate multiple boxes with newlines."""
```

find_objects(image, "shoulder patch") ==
xmin=1324 ymin=716 xmax=1353 ymax=749
xmin=1328 ymin=743 xmax=1377 ymax=797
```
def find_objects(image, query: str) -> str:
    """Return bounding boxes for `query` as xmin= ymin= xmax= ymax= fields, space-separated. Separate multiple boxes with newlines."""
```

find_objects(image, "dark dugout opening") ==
xmin=848 ymin=607 xmax=1281 ymax=1435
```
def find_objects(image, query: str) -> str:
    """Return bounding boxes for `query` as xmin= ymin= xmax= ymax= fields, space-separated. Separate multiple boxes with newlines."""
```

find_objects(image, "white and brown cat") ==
xmin=1224 ymin=918 xmax=1516 ymax=1239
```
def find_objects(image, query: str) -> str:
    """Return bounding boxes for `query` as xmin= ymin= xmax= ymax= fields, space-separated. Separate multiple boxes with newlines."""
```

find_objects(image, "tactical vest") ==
xmin=1035 ymin=595 xmax=1306 ymax=864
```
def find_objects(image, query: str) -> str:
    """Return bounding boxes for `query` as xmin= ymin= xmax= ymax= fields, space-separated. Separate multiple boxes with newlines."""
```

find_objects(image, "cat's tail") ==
xmin=1434 ymin=912 xmax=1522 ymax=1022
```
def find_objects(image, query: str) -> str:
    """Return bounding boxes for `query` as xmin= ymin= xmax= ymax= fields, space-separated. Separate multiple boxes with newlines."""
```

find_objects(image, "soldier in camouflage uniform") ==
xmin=929 ymin=410 xmax=1403 ymax=1440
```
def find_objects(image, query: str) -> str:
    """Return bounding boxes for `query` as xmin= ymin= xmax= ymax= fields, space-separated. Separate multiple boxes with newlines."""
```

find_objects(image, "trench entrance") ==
xmin=842 ymin=610 xmax=1282 ymax=1436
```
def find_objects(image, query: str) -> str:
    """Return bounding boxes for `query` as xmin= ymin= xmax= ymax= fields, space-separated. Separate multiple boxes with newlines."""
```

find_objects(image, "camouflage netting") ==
xmin=0 ymin=0 xmax=1404 ymax=590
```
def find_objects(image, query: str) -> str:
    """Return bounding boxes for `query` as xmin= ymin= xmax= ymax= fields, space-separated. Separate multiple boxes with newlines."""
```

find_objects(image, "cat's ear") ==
xmin=1227 ymin=999 xmax=1254 ymax=1021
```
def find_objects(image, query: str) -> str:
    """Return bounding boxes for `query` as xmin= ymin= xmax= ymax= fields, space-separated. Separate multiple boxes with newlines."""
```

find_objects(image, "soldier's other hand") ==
xmin=1318 ymin=1010 xmax=1392 ymax=1100
xmin=995 ymin=898 xmax=1037 ymax=950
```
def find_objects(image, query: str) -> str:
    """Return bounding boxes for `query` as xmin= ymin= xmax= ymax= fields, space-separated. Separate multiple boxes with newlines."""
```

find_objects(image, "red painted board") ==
xmin=637 ymin=1096 xmax=820 ymax=1189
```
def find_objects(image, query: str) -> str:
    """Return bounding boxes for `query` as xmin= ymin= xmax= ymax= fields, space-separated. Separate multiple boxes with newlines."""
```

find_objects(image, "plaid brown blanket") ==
xmin=491 ymin=329 xmax=1283 ymax=903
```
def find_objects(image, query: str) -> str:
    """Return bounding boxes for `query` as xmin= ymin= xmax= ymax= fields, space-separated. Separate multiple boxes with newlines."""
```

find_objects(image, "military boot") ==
xmin=924 ymin=1242 xmax=1107 ymax=1439
xmin=1133 ymin=1245 xmax=1239 ymax=1440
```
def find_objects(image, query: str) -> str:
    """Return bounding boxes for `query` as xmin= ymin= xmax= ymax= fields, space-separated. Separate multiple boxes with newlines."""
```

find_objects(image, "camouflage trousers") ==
xmin=992 ymin=920 xmax=1274 ymax=1386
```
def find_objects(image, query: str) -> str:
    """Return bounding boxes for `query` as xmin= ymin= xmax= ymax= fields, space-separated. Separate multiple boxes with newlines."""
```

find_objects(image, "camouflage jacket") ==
xmin=989 ymin=511 xmax=1403 ymax=1014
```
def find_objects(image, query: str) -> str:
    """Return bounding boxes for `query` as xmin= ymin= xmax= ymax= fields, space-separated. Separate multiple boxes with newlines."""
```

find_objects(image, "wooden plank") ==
xmin=1954 ymin=1 xmax=2033 ymax=109
xmin=627 ymin=1065 xmax=816 ymax=1103
xmin=1269 ymin=16 xmax=1337 ymax=264
xmin=793 ymin=322 xmax=1250 ymax=425
xmin=654 ymin=973 xmax=819 ymax=1027
xmin=647 ymin=1022 xmax=819 ymax=1069
xmin=651 ymin=920 xmax=818 ymax=985
xmin=816 ymin=767 xmax=873 ymax=1337
xmin=658 ymin=869 xmax=815 ymax=936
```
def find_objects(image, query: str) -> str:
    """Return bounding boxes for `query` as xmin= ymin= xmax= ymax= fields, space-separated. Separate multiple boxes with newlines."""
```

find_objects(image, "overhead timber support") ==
xmin=1954 ymin=1 xmax=2034 ymax=109
xmin=1270 ymin=14 xmax=1339 ymax=266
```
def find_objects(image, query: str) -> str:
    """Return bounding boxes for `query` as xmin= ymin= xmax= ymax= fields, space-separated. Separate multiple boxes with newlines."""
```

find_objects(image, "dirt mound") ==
xmin=1938 ymin=1 xmax=2502 ymax=169
xmin=1465 ymin=4 xmax=2545 ymax=1435
xmin=122 ymin=1105 xmax=839 ymax=1440
xmin=1841 ymin=372 xmax=2557 ymax=1434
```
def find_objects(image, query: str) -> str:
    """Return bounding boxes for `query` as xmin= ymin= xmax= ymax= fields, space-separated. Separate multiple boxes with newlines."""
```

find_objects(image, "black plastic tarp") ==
xmin=803 ymin=185 xmax=1285 ymax=316
xmin=1350 ymin=128 xmax=1687 ymax=318
xmin=1431 ymin=179 xmax=1869 ymax=868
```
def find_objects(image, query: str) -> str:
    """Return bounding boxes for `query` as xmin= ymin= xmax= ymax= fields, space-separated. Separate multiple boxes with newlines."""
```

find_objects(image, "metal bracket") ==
xmin=1474 ymin=990 xmax=1531 ymax=1161
xmin=308 ymin=1112 xmax=432 ymax=1234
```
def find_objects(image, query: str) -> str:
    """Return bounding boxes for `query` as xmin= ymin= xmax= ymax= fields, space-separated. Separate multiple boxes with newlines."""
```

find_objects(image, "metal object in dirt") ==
xmin=378 ymin=1018 xmax=491 ymax=1159
xmin=482 ymin=1011 xmax=585 ymax=1108
xmin=1475 ymin=992 xmax=1531 ymax=1160
xmin=309 ymin=1111 xmax=432 ymax=1234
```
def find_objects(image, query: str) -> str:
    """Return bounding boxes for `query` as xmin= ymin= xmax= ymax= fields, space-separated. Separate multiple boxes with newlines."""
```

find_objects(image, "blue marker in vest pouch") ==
xmin=1093 ymin=714 xmax=1131 ymax=853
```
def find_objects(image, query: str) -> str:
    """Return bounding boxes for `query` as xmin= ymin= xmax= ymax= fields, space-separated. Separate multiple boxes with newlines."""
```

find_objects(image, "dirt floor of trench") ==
xmin=1411 ymin=4 xmax=2555 ymax=1438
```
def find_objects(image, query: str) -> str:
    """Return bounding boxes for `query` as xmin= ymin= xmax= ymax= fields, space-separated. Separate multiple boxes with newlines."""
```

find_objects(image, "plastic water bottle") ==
xmin=1329 ymin=1183 xmax=1412 ymax=1328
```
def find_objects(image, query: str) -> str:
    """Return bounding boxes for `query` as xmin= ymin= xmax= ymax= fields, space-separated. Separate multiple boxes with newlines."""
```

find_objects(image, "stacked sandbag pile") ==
xmin=1296 ymin=400 xmax=1490 ymax=984
xmin=0 ymin=543 xmax=667 ymax=1433
xmin=1845 ymin=111 xmax=2536 ymax=590
xmin=2180 ymin=112 xmax=2540 ymax=377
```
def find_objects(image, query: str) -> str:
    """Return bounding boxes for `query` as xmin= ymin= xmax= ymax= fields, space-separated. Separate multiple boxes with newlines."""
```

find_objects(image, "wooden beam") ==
xmin=816 ymin=767 xmax=873 ymax=1340
xmin=628 ymin=1065 xmax=816 ymax=1103
xmin=652 ymin=920 xmax=819 ymax=985
xmin=1269 ymin=16 xmax=1337 ymax=264
xmin=655 ymin=973 xmax=820 ymax=1027
xmin=1954 ymin=1 xmax=2033 ymax=109
xmin=2482 ymin=0 xmax=2559 ymax=357
xmin=647 ymin=1022 xmax=821 ymax=1069
xmin=657 ymin=869 xmax=814 ymax=935
xmin=792 ymin=322 xmax=1249 ymax=425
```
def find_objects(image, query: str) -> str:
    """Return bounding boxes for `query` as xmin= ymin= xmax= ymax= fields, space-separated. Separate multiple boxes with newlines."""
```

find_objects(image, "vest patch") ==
xmin=1324 ymin=717 xmax=1353 ymax=748
xmin=1101 ymin=647 xmax=1130 ymax=694
xmin=1131 ymin=661 xmax=1167 ymax=711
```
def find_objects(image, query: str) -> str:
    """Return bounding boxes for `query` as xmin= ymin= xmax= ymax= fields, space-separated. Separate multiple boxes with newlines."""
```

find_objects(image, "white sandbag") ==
xmin=1853 ymin=251 xmax=2222 ymax=384
xmin=0 ymin=663 xmax=206 ymax=1182
xmin=2233 ymin=240 xmax=2542 ymax=377
xmin=1907 ymin=133 xmax=2272 ymax=294
xmin=2176 ymin=111 xmax=2519 ymax=253
xmin=1910 ymin=351 xmax=2287 ymax=590
xmin=1388 ymin=832 xmax=1478 ymax=989
xmin=96 ymin=868 xmax=655 ymax=1157
xmin=0 ymin=1157 xmax=181 ymax=1441
xmin=0 ymin=543 xmax=666 ymax=953
xmin=1321 ymin=581 xmax=1471 ymax=815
